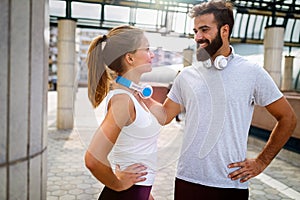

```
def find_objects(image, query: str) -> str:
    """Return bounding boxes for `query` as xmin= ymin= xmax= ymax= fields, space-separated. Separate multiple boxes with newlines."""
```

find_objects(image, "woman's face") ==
xmin=130 ymin=36 xmax=155 ymax=74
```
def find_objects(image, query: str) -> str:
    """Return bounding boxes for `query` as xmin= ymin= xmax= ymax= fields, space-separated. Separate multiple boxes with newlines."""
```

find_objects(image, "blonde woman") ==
xmin=84 ymin=25 xmax=160 ymax=200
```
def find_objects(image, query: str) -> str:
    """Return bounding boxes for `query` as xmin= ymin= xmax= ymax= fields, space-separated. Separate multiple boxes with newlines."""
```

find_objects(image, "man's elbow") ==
xmin=290 ymin=111 xmax=297 ymax=132
xmin=283 ymin=110 xmax=297 ymax=136
xmin=163 ymin=118 xmax=173 ymax=125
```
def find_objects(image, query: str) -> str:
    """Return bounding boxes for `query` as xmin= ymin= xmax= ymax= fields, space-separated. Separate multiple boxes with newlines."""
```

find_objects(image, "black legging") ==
xmin=98 ymin=185 xmax=152 ymax=200
xmin=175 ymin=178 xmax=249 ymax=200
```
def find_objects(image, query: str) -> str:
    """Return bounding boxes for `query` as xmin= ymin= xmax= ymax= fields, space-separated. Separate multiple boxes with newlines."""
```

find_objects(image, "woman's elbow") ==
xmin=85 ymin=151 xmax=97 ymax=171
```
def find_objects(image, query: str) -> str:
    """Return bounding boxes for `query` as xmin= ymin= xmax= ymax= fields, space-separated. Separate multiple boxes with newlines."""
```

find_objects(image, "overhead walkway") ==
xmin=231 ymin=0 xmax=300 ymax=47
xmin=50 ymin=0 xmax=300 ymax=48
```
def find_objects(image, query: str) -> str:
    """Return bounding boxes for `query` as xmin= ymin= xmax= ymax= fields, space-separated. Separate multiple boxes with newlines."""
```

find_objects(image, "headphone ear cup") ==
xmin=214 ymin=55 xmax=227 ymax=70
xmin=203 ymin=59 xmax=212 ymax=68
xmin=139 ymin=84 xmax=153 ymax=99
xmin=116 ymin=76 xmax=153 ymax=99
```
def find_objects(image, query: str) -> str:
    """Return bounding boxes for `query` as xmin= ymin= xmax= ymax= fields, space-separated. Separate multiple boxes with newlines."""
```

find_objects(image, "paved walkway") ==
xmin=47 ymin=88 xmax=300 ymax=200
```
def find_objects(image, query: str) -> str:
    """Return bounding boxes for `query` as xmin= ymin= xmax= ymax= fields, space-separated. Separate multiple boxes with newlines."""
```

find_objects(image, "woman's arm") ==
xmin=85 ymin=94 xmax=147 ymax=191
xmin=85 ymin=151 xmax=147 ymax=191
xmin=143 ymin=97 xmax=182 ymax=125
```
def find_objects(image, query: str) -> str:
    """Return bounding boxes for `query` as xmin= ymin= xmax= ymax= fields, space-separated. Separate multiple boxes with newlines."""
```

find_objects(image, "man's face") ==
xmin=193 ymin=13 xmax=223 ymax=61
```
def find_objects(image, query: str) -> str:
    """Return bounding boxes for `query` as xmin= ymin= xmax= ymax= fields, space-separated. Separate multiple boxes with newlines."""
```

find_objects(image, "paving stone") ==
xmin=48 ymin=176 xmax=62 ymax=182
xmin=47 ymin=185 xmax=61 ymax=192
xmin=68 ymin=188 xmax=83 ymax=195
xmin=60 ymin=184 xmax=77 ymax=190
xmin=77 ymin=183 xmax=90 ymax=190
xmin=264 ymin=188 xmax=280 ymax=195
xmin=251 ymin=189 xmax=266 ymax=195
xmin=76 ymin=193 xmax=95 ymax=199
xmin=60 ymin=194 xmax=76 ymax=200
xmin=51 ymin=189 xmax=68 ymax=196
xmin=266 ymin=194 xmax=281 ymax=200
xmin=47 ymin=196 xmax=58 ymax=200
xmin=84 ymin=188 xmax=101 ymax=195
xmin=251 ymin=184 xmax=265 ymax=190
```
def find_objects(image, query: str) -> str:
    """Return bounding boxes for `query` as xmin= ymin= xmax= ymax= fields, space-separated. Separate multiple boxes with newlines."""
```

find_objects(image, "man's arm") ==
xmin=228 ymin=96 xmax=297 ymax=183
xmin=143 ymin=97 xmax=182 ymax=125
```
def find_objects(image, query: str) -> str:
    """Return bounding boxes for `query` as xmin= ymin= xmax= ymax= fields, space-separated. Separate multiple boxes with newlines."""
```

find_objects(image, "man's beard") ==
xmin=196 ymin=30 xmax=223 ymax=61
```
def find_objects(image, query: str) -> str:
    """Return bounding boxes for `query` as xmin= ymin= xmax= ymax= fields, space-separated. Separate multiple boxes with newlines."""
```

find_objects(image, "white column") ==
xmin=0 ymin=0 xmax=48 ymax=199
xmin=281 ymin=55 xmax=295 ymax=91
xmin=57 ymin=19 xmax=77 ymax=129
xmin=263 ymin=26 xmax=285 ymax=87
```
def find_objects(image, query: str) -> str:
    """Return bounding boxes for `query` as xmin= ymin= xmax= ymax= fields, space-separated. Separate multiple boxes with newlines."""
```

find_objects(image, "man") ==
xmin=144 ymin=0 xmax=297 ymax=199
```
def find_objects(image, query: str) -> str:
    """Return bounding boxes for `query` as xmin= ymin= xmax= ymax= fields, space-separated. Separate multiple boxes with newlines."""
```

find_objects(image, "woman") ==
xmin=84 ymin=25 xmax=160 ymax=200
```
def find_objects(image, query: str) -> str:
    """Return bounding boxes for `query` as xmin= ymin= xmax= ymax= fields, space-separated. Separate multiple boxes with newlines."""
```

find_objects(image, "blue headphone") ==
xmin=115 ymin=76 xmax=153 ymax=99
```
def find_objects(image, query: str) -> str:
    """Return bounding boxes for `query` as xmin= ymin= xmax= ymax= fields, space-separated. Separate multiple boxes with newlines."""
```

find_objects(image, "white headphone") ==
xmin=115 ymin=76 xmax=153 ymax=99
xmin=203 ymin=55 xmax=228 ymax=70
xmin=205 ymin=46 xmax=235 ymax=70
xmin=214 ymin=55 xmax=228 ymax=70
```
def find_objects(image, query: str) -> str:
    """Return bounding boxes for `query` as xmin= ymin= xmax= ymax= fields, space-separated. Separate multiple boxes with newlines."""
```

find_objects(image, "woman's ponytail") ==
xmin=86 ymin=35 xmax=110 ymax=108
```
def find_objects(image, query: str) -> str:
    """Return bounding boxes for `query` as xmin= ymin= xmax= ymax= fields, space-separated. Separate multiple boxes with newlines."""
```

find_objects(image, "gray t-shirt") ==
xmin=168 ymin=52 xmax=283 ymax=189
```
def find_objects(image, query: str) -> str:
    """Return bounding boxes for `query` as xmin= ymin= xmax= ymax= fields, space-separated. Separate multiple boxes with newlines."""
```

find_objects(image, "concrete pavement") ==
xmin=47 ymin=87 xmax=300 ymax=200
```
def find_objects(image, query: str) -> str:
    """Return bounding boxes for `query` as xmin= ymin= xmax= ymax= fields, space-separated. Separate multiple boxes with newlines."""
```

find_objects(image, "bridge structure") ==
xmin=49 ymin=0 xmax=300 ymax=48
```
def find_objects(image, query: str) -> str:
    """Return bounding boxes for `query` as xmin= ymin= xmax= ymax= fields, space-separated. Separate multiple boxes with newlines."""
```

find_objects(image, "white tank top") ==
xmin=106 ymin=89 xmax=161 ymax=186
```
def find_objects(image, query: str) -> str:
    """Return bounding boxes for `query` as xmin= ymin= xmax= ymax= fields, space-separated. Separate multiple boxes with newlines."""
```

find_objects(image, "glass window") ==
xmin=292 ymin=20 xmax=300 ymax=43
xmin=173 ymin=12 xmax=186 ymax=33
xmin=105 ymin=5 xmax=130 ymax=22
xmin=232 ymin=13 xmax=242 ymax=38
xmin=246 ymin=15 xmax=256 ymax=39
xmin=49 ymin=0 xmax=66 ymax=17
xmin=285 ymin=19 xmax=295 ymax=42
xmin=253 ymin=16 xmax=264 ymax=39
xmin=72 ymin=2 xmax=101 ymax=19
xmin=136 ymin=8 xmax=158 ymax=25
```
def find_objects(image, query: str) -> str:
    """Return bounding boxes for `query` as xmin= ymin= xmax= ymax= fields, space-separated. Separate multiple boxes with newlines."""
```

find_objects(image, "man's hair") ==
xmin=189 ymin=0 xmax=234 ymax=37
